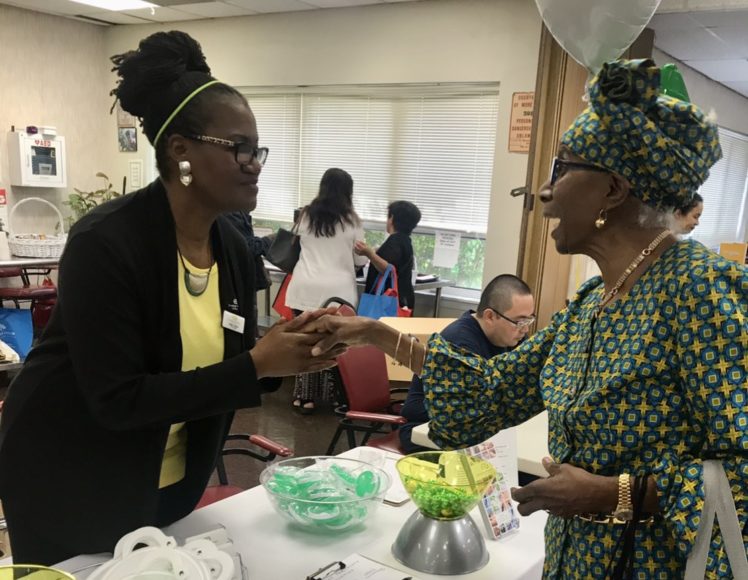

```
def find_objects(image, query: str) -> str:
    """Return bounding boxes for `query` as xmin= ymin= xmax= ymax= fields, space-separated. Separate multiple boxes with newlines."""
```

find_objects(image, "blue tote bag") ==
xmin=358 ymin=265 xmax=398 ymax=319
xmin=0 ymin=308 xmax=33 ymax=359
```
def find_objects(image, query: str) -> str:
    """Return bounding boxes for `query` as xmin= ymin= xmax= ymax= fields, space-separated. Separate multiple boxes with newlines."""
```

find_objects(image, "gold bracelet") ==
xmin=394 ymin=332 xmax=403 ymax=366
xmin=408 ymin=334 xmax=414 ymax=369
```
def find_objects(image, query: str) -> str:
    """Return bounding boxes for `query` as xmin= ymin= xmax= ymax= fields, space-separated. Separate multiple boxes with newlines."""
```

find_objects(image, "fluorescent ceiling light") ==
xmin=70 ymin=0 xmax=158 ymax=10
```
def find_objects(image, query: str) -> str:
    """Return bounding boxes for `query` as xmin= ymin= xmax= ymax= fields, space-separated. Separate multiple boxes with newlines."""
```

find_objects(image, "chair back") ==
xmin=336 ymin=345 xmax=392 ymax=412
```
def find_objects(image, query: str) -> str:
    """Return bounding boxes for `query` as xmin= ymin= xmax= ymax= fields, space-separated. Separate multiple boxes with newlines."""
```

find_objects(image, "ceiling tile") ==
xmin=690 ymin=8 xmax=748 ymax=27
xmin=649 ymin=12 xmax=702 ymax=30
xmin=722 ymin=80 xmax=748 ymax=97
xmin=122 ymin=5 xmax=204 ymax=20
xmin=84 ymin=9 xmax=152 ymax=23
xmin=173 ymin=2 xmax=258 ymax=17
xmin=684 ymin=58 xmax=748 ymax=81
xmin=653 ymin=27 xmax=734 ymax=60
xmin=708 ymin=26 xmax=748 ymax=56
xmin=1 ymin=0 xmax=99 ymax=15
xmin=659 ymin=0 xmax=748 ymax=11
xmin=225 ymin=0 xmax=316 ymax=12
xmin=304 ymin=0 xmax=382 ymax=7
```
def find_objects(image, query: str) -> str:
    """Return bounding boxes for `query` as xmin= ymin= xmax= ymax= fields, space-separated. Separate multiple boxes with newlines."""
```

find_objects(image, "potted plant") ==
xmin=64 ymin=172 xmax=121 ymax=228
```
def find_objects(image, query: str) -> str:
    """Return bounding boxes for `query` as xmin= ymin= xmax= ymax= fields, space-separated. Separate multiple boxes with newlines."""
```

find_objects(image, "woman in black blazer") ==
xmin=0 ymin=31 xmax=338 ymax=565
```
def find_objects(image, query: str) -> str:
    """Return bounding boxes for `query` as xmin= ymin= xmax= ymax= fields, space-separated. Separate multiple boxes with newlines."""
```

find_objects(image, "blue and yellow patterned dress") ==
xmin=423 ymin=240 xmax=747 ymax=578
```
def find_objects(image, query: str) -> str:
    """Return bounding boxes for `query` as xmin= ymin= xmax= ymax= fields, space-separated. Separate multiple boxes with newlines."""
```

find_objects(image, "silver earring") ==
xmin=595 ymin=209 xmax=607 ymax=229
xmin=179 ymin=160 xmax=192 ymax=187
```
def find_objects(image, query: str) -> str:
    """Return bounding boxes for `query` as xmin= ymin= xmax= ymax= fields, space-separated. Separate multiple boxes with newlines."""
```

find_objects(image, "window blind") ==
xmin=693 ymin=126 xmax=748 ymax=249
xmin=250 ymin=94 xmax=302 ymax=223
xmin=243 ymin=86 xmax=499 ymax=234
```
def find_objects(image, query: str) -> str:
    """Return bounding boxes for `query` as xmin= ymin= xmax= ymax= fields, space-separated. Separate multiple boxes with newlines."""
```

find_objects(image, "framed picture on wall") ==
xmin=118 ymin=127 xmax=137 ymax=153
xmin=116 ymin=103 xmax=137 ymax=128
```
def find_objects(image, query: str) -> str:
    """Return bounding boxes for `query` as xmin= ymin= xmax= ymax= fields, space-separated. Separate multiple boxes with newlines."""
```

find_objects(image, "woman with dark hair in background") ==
xmin=286 ymin=168 xmax=368 ymax=413
xmin=0 ymin=31 xmax=338 ymax=564
xmin=356 ymin=200 xmax=421 ymax=312
xmin=672 ymin=191 xmax=703 ymax=235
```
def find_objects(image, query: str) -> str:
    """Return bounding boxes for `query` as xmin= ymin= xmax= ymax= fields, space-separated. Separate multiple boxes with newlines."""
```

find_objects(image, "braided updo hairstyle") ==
xmin=110 ymin=31 xmax=246 ymax=179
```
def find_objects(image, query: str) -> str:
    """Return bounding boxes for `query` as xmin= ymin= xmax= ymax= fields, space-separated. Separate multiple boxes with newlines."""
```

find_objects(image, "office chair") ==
xmin=326 ymin=345 xmax=408 ymax=455
xmin=196 ymin=434 xmax=293 ymax=509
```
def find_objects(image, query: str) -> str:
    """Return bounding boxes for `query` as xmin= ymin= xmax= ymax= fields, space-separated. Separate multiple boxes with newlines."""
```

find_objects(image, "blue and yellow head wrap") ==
xmin=561 ymin=59 xmax=722 ymax=210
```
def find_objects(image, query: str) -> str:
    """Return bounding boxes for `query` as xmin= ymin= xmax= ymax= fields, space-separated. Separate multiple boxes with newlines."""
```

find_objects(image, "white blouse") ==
xmin=285 ymin=215 xmax=368 ymax=311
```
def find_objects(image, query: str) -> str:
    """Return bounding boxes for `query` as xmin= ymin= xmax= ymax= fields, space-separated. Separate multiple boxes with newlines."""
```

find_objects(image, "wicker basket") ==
xmin=8 ymin=197 xmax=67 ymax=258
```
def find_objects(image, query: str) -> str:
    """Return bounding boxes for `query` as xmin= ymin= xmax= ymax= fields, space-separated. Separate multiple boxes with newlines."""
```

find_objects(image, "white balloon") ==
xmin=534 ymin=0 xmax=662 ymax=73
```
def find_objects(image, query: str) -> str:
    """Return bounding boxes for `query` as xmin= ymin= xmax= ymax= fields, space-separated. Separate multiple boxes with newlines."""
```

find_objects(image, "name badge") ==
xmin=222 ymin=310 xmax=245 ymax=334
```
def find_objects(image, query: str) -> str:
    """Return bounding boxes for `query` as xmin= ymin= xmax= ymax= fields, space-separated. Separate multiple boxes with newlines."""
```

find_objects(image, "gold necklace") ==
xmin=596 ymin=230 xmax=671 ymax=317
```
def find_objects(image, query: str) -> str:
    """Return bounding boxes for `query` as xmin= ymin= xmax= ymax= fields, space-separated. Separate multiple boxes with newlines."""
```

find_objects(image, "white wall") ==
xmin=104 ymin=0 xmax=542 ymax=290
xmin=0 ymin=4 xmax=111 ymax=235
xmin=652 ymin=47 xmax=748 ymax=135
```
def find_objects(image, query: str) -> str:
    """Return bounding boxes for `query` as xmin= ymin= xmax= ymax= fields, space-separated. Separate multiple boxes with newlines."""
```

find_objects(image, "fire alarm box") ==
xmin=8 ymin=129 xmax=67 ymax=188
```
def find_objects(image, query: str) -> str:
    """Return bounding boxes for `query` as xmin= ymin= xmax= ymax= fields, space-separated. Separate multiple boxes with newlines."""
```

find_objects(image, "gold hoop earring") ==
xmin=595 ymin=209 xmax=608 ymax=229
xmin=179 ymin=160 xmax=192 ymax=187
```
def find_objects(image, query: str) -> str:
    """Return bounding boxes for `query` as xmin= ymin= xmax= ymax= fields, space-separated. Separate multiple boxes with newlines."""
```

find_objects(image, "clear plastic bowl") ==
xmin=260 ymin=456 xmax=390 ymax=533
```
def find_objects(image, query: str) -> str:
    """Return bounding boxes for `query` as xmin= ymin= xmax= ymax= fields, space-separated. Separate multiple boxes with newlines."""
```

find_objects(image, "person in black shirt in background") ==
xmin=356 ymin=201 xmax=421 ymax=311
xmin=226 ymin=202 xmax=274 ymax=293
xmin=226 ymin=205 xmax=274 ymax=336
xmin=398 ymin=274 xmax=535 ymax=453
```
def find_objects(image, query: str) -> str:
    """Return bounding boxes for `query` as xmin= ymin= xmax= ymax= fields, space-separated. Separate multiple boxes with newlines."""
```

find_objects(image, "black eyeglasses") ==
xmin=550 ymin=156 xmax=609 ymax=186
xmin=186 ymin=135 xmax=269 ymax=167
xmin=485 ymin=307 xmax=536 ymax=329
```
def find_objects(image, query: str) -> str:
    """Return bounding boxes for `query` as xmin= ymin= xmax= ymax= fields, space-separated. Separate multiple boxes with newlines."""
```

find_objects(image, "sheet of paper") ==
xmin=307 ymin=553 xmax=423 ymax=580
xmin=432 ymin=231 xmax=460 ymax=268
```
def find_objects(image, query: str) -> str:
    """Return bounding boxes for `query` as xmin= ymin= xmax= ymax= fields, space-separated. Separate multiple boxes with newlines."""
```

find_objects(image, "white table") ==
xmin=0 ymin=257 xmax=59 ymax=269
xmin=54 ymin=450 xmax=547 ymax=579
xmin=412 ymin=412 xmax=550 ymax=478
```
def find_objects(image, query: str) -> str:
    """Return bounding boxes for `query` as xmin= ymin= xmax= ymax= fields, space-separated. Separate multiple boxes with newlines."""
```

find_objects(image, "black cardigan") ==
xmin=0 ymin=180 xmax=276 ymax=563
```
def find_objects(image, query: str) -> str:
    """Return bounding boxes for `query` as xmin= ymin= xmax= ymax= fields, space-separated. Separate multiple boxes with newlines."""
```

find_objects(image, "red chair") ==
xmin=196 ymin=433 xmax=293 ymax=509
xmin=0 ymin=267 xmax=57 ymax=333
xmin=326 ymin=345 xmax=408 ymax=455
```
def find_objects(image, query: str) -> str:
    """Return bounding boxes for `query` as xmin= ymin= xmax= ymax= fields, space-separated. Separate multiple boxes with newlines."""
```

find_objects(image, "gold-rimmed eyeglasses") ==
xmin=186 ymin=134 xmax=269 ymax=167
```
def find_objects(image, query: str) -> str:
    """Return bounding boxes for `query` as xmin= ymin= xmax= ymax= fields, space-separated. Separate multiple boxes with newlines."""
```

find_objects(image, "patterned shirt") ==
xmin=423 ymin=240 xmax=747 ymax=578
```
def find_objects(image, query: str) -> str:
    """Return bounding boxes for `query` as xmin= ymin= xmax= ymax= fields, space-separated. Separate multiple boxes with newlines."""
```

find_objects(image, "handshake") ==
xmin=250 ymin=307 xmax=377 ymax=379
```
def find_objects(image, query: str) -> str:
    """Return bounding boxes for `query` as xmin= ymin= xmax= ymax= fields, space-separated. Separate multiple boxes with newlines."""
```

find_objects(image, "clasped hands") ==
xmin=250 ymin=307 xmax=372 ymax=378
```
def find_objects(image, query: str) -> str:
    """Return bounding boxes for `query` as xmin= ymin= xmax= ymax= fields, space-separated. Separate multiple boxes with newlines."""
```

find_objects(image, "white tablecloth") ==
xmin=55 ymin=450 xmax=547 ymax=579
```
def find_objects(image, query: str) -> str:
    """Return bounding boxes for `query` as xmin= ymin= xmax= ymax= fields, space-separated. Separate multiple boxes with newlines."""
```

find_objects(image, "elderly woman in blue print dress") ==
xmin=303 ymin=59 xmax=747 ymax=578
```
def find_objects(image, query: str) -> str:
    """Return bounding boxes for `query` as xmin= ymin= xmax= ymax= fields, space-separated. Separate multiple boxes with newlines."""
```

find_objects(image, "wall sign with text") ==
xmin=508 ymin=92 xmax=535 ymax=153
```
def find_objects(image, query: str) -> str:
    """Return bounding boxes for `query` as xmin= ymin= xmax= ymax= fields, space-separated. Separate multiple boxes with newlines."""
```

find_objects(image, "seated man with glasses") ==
xmin=398 ymin=274 xmax=535 ymax=453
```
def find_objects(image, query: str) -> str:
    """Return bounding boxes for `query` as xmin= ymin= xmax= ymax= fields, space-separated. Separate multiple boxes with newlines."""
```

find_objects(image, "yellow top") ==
xmin=159 ymin=253 xmax=223 ymax=489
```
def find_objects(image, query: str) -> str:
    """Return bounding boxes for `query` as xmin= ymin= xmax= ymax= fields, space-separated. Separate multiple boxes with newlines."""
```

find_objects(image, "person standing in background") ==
xmin=286 ymin=168 xmax=368 ymax=413
xmin=672 ymin=192 xmax=703 ymax=236
xmin=356 ymin=200 xmax=421 ymax=312
xmin=226 ymin=206 xmax=275 ymax=336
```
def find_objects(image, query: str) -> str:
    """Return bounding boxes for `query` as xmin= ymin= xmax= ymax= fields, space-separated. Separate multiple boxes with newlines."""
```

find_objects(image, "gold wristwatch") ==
xmin=612 ymin=473 xmax=634 ymax=522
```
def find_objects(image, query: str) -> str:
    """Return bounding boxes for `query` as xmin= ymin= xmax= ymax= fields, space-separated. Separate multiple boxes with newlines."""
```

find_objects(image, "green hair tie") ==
xmin=153 ymin=80 xmax=220 ymax=146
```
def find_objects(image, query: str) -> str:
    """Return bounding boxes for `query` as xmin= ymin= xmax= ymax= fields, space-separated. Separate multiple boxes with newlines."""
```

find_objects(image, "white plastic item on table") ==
xmin=87 ymin=527 xmax=234 ymax=580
